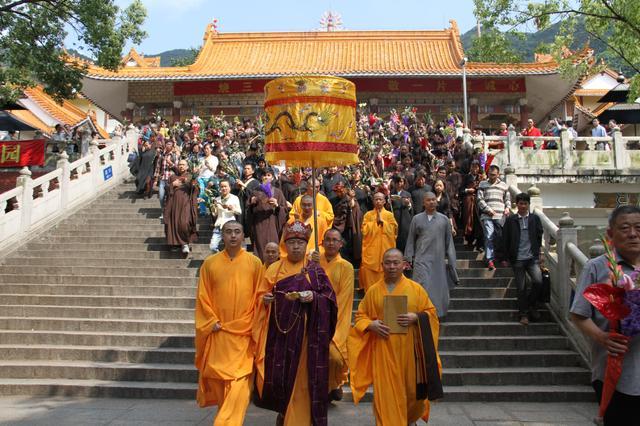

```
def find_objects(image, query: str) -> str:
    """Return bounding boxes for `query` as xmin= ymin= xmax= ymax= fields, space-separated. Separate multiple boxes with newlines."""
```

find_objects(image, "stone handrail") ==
xmin=467 ymin=126 xmax=639 ymax=176
xmin=505 ymin=168 xmax=597 ymax=362
xmin=0 ymin=131 xmax=138 ymax=253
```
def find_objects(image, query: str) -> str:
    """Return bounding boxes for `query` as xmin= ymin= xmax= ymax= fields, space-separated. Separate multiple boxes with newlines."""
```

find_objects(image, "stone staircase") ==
xmin=0 ymin=182 xmax=594 ymax=402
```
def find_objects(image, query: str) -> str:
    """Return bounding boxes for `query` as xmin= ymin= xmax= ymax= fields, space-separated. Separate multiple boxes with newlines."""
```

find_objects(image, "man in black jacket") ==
xmin=502 ymin=192 xmax=544 ymax=325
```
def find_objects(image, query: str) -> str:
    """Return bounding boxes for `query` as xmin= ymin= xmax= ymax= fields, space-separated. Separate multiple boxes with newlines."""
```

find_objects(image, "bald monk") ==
xmin=194 ymin=220 xmax=264 ymax=425
xmin=359 ymin=192 xmax=398 ymax=291
xmin=290 ymin=178 xmax=334 ymax=228
xmin=253 ymin=220 xmax=338 ymax=426
xmin=280 ymin=194 xmax=329 ymax=258
xmin=348 ymin=248 xmax=443 ymax=425
xmin=263 ymin=242 xmax=280 ymax=270
xmin=311 ymin=228 xmax=355 ymax=401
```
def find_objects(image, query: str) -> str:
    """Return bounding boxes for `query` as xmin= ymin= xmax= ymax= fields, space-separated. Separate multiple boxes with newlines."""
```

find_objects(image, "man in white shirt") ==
xmin=209 ymin=179 xmax=242 ymax=252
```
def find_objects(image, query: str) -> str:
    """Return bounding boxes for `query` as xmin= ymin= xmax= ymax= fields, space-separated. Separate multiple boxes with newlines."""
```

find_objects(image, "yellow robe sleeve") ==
xmin=194 ymin=259 xmax=221 ymax=372
xmin=347 ymin=287 xmax=377 ymax=404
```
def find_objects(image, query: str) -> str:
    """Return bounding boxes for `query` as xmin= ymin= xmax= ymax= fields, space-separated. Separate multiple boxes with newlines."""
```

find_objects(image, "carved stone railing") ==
xmin=468 ymin=126 xmax=640 ymax=177
xmin=0 ymin=130 xmax=138 ymax=253
xmin=505 ymin=167 xmax=599 ymax=362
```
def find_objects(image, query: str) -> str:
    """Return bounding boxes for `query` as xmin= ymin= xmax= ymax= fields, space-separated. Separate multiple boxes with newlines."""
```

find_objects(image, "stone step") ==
xmin=23 ymin=242 xmax=212 ymax=253
xmin=53 ymin=224 xmax=214 ymax=233
xmin=445 ymin=309 xmax=552 ymax=323
xmin=0 ymin=317 xmax=193 ymax=334
xmin=453 ymin=251 xmax=482 ymax=260
xmin=0 ymin=294 xmax=196 ymax=308
xmin=450 ymin=287 xmax=516 ymax=298
xmin=1 ymin=257 xmax=203 ymax=269
xmin=0 ymin=266 xmax=197 ymax=278
xmin=456 ymin=269 xmax=513 ymax=278
xmin=0 ymin=358 xmax=591 ymax=389
xmin=0 ymin=361 xmax=197 ymax=383
xmin=0 ymin=345 xmax=194 ymax=363
xmin=448 ymin=298 xmax=517 ymax=310
xmin=440 ymin=350 xmax=583 ymax=368
xmin=440 ymin=322 xmax=560 ymax=336
xmin=0 ymin=284 xmax=196 ymax=297
xmin=33 ymin=236 xmax=212 ymax=244
xmin=442 ymin=367 xmax=590 ymax=386
xmin=456 ymin=277 xmax=512 ymax=287
xmin=0 ymin=305 xmax=194 ymax=321
xmin=0 ymin=274 xmax=197 ymax=286
xmin=0 ymin=332 xmax=193 ymax=348
xmin=0 ymin=378 xmax=196 ymax=399
xmin=439 ymin=335 xmax=569 ymax=351
xmin=437 ymin=385 xmax=596 ymax=403
xmin=10 ymin=249 xmax=210 ymax=260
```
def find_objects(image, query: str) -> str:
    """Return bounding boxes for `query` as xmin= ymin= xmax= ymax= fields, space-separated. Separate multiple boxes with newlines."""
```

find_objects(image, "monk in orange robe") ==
xmin=312 ymin=228 xmax=355 ymax=401
xmin=290 ymin=178 xmax=334 ymax=228
xmin=263 ymin=241 xmax=280 ymax=270
xmin=359 ymin=192 xmax=398 ymax=291
xmin=194 ymin=220 xmax=264 ymax=425
xmin=279 ymin=194 xmax=329 ymax=258
xmin=254 ymin=221 xmax=337 ymax=426
xmin=348 ymin=248 xmax=443 ymax=425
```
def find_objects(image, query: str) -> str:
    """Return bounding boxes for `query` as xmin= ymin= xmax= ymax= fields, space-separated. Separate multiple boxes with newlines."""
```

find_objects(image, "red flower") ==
xmin=583 ymin=284 xmax=630 ymax=321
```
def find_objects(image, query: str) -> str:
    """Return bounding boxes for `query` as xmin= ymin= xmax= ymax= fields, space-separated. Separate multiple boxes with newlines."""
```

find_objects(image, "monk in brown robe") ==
xmin=164 ymin=159 xmax=198 ymax=254
xmin=246 ymin=168 xmax=289 ymax=261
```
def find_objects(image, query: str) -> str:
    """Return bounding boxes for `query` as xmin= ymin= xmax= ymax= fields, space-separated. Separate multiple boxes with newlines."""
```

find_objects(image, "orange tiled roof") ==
xmin=122 ymin=48 xmax=161 ymax=68
xmin=85 ymin=21 xmax=561 ymax=81
xmin=23 ymin=86 xmax=109 ymax=138
xmin=7 ymin=109 xmax=52 ymax=136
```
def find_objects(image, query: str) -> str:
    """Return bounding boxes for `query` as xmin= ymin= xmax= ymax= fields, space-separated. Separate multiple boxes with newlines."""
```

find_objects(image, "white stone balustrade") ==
xmin=0 ymin=130 xmax=138 ymax=253
xmin=466 ymin=126 xmax=640 ymax=176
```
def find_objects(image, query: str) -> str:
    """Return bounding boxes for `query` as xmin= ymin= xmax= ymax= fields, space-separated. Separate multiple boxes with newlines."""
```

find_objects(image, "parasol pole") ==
xmin=311 ymin=160 xmax=319 ymax=251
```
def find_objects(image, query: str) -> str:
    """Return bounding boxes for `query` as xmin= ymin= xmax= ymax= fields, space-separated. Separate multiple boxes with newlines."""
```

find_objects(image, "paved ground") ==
xmin=0 ymin=397 xmax=598 ymax=425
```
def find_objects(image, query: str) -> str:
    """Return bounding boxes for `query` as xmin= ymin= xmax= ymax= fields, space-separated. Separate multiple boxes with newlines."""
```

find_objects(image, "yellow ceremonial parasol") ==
xmin=264 ymin=76 xmax=358 ymax=249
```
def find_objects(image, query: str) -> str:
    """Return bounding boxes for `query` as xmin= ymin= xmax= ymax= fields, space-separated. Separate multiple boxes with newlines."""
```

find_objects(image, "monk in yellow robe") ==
xmin=349 ymin=248 xmax=443 ymax=425
xmin=279 ymin=194 xmax=329 ymax=258
xmin=194 ymin=220 xmax=264 ymax=425
xmin=359 ymin=192 xmax=398 ymax=291
xmin=313 ymin=228 xmax=354 ymax=401
xmin=290 ymin=178 xmax=334 ymax=227
xmin=254 ymin=221 xmax=337 ymax=426
xmin=263 ymin=241 xmax=280 ymax=270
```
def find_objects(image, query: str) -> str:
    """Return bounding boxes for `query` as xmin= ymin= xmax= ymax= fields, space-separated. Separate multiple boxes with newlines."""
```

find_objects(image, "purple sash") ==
xmin=257 ymin=262 xmax=337 ymax=426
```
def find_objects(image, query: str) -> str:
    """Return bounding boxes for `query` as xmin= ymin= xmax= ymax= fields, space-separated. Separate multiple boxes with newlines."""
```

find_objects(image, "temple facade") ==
xmin=81 ymin=21 xmax=581 ymax=131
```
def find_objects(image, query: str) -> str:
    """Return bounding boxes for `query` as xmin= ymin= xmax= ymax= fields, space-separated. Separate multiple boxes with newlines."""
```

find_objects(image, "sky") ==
xmin=94 ymin=0 xmax=479 ymax=55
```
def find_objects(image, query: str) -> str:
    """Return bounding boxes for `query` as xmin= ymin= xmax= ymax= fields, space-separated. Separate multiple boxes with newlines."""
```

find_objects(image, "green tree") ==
xmin=169 ymin=47 xmax=200 ymax=67
xmin=467 ymin=27 xmax=524 ymax=63
xmin=0 ymin=0 xmax=147 ymax=103
xmin=473 ymin=0 xmax=640 ymax=100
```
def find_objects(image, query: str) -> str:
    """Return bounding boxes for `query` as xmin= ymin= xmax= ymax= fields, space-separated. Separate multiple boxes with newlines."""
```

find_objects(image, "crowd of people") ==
xmin=123 ymin=110 xmax=639 ymax=425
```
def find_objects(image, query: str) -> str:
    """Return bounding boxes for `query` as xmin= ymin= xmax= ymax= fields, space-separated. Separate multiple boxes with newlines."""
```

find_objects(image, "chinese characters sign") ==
xmin=173 ymin=77 xmax=526 ymax=96
xmin=0 ymin=140 xmax=45 ymax=167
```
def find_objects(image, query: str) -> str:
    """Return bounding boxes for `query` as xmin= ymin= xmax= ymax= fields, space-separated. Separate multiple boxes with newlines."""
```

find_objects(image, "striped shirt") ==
xmin=476 ymin=178 xmax=510 ymax=220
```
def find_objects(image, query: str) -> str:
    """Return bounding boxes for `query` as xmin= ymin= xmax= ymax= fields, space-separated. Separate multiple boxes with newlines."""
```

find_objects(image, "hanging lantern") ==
xmin=263 ymin=76 xmax=358 ymax=167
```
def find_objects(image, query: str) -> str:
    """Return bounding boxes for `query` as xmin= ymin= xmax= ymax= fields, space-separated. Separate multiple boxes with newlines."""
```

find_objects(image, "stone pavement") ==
xmin=0 ymin=397 xmax=598 ymax=425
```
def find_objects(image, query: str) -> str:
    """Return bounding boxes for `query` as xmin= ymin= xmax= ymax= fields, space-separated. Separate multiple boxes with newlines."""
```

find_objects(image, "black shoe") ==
xmin=276 ymin=413 xmax=284 ymax=426
xmin=329 ymin=387 xmax=343 ymax=401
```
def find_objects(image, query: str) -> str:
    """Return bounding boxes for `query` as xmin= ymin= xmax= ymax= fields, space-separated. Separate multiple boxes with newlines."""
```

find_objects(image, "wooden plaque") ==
xmin=383 ymin=295 xmax=408 ymax=334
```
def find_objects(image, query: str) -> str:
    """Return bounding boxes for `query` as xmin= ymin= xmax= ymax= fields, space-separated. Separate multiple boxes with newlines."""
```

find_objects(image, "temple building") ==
xmin=81 ymin=20 xmax=583 ymax=131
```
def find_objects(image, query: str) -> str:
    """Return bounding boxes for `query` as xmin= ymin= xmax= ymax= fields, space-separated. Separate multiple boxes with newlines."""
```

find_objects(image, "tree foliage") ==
xmin=0 ymin=0 xmax=147 ymax=103
xmin=169 ymin=47 xmax=200 ymax=67
xmin=467 ymin=27 xmax=524 ymax=63
xmin=472 ymin=0 xmax=640 ymax=100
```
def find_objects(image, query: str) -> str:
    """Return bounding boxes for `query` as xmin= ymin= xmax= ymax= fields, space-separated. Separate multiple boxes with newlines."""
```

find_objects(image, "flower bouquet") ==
xmin=582 ymin=236 xmax=640 ymax=417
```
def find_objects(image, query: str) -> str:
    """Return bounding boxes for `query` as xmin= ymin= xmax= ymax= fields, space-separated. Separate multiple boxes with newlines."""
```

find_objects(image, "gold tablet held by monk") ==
xmin=383 ymin=295 xmax=408 ymax=334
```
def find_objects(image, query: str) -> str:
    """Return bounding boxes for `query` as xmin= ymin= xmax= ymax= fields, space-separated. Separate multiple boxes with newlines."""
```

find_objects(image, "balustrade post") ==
xmin=527 ymin=184 xmax=543 ymax=212
xmin=57 ymin=151 xmax=71 ymax=210
xmin=588 ymin=239 xmax=605 ymax=259
xmin=507 ymin=124 xmax=518 ymax=167
xmin=560 ymin=127 xmax=573 ymax=172
xmin=16 ymin=167 xmax=33 ymax=234
xmin=89 ymin=139 xmax=101 ymax=194
xmin=612 ymin=126 xmax=627 ymax=170
xmin=504 ymin=164 xmax=518 ymax=192
xmin=556 ymin=212 xmax=578 ymax=317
